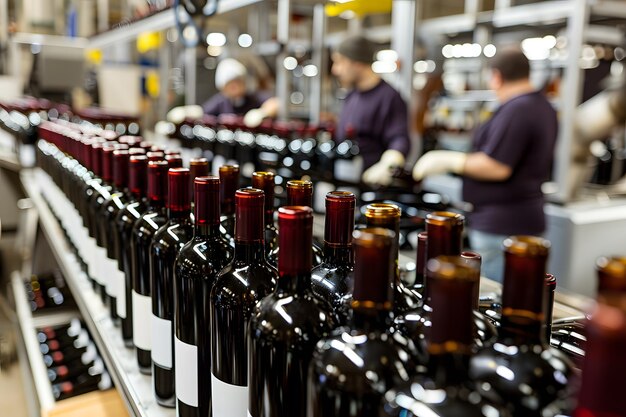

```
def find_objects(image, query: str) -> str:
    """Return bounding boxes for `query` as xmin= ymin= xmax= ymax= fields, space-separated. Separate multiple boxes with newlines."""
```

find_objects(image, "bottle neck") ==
xmin=323 ymin=244 xmax=353 ymax=267
xmin=351 ymin=304 xmax=391 ymax=332
xmin=195 ymin=223 xmax=221 ymax=238
xmin=264 ymin=210 xmax=274 ymax=229
xmin=234 ymin=240 xmax=266 ymax=263
xmin=148 ymin=197 xmax=165 ymax=211
xmin=428 ymin=352 xmax=470 ymax=386
xmin=277 ymin=271 xmax=311 ymax=294
xmin=168 ymin=207 xmax=190 ymax=221
xmin=499 ymin=314 xmax=544 ymax=345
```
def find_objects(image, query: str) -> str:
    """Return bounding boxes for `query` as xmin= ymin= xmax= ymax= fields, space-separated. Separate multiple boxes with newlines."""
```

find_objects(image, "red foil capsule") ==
xmin=219 ymin=165 xmax=240 ymax=216
xmin=352 ymin=228 xmax=395 ymax=308
xmin=147 ymin=160 xmax=169 ymax=204
xmin=252 ymin=172 xmax=275 ymax=226
xmin=324 ymin=191 xmax=355 ymax=247
xmin=278 ymin=206 xmax=313 ymax=277
xmin=165 ymin=154 xmax=183 ymax=168
xmin=286 ymin=180 xmax=313 ymax=207
xmin=168 ymin=168 xmax=190 ymax=212
xmin=129 ymin=155 xmax=148 ymax=198
xmin=235 ymin=188 xmax=265 ymax=243
xmin=112 ymin=150 xmax=130 ymax=190
xmin=194 ymin=176 xmax=220 ymax=226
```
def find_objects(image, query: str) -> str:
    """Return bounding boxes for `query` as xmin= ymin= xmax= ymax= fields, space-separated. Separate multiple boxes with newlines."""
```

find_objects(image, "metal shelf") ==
xmin=89 ymin=0 xmax=262 ymax=48
xmin=20 ymin=168 xmax=174 ymax=417
xmin=11 ymin=271 xmax=57 ymax=414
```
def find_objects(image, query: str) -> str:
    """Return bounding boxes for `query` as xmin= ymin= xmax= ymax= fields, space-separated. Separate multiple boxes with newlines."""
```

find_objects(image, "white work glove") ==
xmin=362 ymin=150 xmax=405 ymax=186
xmin=166 ymin=105 xmax=204 ymax=124
xmin=412 ymin=150 xmax=467 ymax=181
xmin=244 ymin=108 xmax=267 ymax=128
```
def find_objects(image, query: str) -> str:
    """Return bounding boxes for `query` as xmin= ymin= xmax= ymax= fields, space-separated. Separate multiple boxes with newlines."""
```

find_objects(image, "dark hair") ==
xmin=489 ymin=47 xmax=530 ymax=82
xmin=336 ymin=36 xmax=378 ymax=64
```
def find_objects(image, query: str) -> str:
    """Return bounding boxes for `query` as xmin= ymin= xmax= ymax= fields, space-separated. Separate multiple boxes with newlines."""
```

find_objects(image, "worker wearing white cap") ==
xmin=166 ymin=58 xmax=278 ymax=127
xmin=202 ymin=58 xmax=278 ymax=125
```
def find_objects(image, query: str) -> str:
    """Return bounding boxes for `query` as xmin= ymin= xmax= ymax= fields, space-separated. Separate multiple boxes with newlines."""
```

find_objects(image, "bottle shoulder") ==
xmin=133 ymin=211 xmax=167 ymax=238
xmin=212 ymin=261 xmax=277 ymax=303
xmin=152 ymin=221 xmax=194 ymax=251
xmin=251 ymin=292 xmax=335 ymax=343
xmin=177 ymin=238 xmax=233 ymax=276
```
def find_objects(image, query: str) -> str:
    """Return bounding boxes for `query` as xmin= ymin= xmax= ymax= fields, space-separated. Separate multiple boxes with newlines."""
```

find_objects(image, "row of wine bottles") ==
xmin=37 ymin=319 xmax=112 ymax=401
xmin=35 ymin=120 xmax=626 ymax=416
xmin=26 ymin=272 xmax=76 ymax=313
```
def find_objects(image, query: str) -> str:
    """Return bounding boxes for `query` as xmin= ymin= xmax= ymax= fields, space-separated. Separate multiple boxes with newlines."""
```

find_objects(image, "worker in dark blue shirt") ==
xmin=413 ymin=48 xmax=558 ymax=281
xmin=332 ymin=36 xmax=411 ymax=186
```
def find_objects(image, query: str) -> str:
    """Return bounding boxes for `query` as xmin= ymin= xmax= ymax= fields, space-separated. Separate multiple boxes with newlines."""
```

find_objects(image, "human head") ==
xmin=331 ymin=35 xmax=378 ymax=89
xmin=488 ymin=47 xmax=530 ymax=92
xmin=215 ymin=58 xmax=247 ymax=100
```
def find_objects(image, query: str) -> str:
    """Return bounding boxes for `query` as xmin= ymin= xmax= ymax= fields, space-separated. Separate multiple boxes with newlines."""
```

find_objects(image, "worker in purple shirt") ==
xmin=331 ymin=36 xmax=411 ymax=186
xmin=412 ymin=48 xmax=558 ymax=282
xmin=203 ymin=58 xmax=279 ymax=125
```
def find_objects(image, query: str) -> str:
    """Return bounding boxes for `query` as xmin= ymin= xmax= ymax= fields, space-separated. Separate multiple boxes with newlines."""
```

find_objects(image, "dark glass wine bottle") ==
xmin=469 ymin=236 xmax=576 ymax=416
xmin=308 ymin=228 xmax=414 ymax=416
xmin=248 ymin=206 xmax=335 ymax=417
xmin=310 ymin=191 xmax=355 ymax=324
xmin=87 ymin=142 xmax=112 ymax=299
xmin=363 ymin=203 xmax=421 ymax=314
xmin=211 ymin=188 xmax=277 ymax=417
xmin=115 ymin=155 xmax=148 ymax=345
xmin=573 ymin=302 xmax=626 ymax=417
xmin=268 ymin=179 xmax=323 ymax=267
xmin=396 ymin=211 xmax=496 ymax=350
xmin=174 ymin=176 xmax=234 ymax=417
xmin=98 ymin=145 xmax=126 ymax=319
xmin=551 ymin=256 xmax=626 ymax=362
xmin=382 ymin=256 xmax=509 ymax=417
xmin=150 ymin=168 xmax=194 ymax=407
xmin=219 ymin=164 xmax=239 ymax=243
xmin=131 ymin=160 xmax=169 ymax=374
xmin=251 ymin=171 xmax=278 ymax=257
xmin=412 ymin=231 xmax=427 ymax=294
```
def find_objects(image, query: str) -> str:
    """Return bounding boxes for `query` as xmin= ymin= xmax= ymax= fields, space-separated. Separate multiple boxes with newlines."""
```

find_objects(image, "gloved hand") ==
xmin=166 ymin=105 xmax=204 ymax=124
xmin=362 ymin=150 xmax=405 ymax=186
xmin=244 ymin=108 xmax=267 ymax=128
xmin=412 ymin=150 xmax=467 ymax=181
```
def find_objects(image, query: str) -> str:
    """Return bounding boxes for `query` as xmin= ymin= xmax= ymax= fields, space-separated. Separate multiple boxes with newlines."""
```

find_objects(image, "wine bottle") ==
xmin=210 ymin=188 xmax=277 ymax=417
xmin=131 ymin=160 xmax=169 ymax=374
xmin=251 ymin=171 xmax=278 ymax=257
xmin=412 ymin=231 xmax=427 ymax=294
xmin=115 ymin=155 xmax=148 ymax=345
xmin=396 ymin=211 xmax=496 ymax=349
xmin=100 ymin=148 xmax=129 ymax=321
xmin=87 ymin=142 xmax=112 ymax=299
xmin=150 ymin=168 xmax=194 ymax=407
xmin=308 ymin=228 xmax=414 ymax=416
xmin=573 ymin=303 xmax=626 ymax=417
xmin=174 ymin=176 xmax=233 ymax=417
xmin=268 ymin=179 xmax=323 ymax=267
xmin=382 ymin=256 xmax=509 ymax=417
xmin=248 ymin=206 xmax=335 ymax=417
xmin=363 ymin=203 xmax=421 ymax=313
xmin=310 ymin=191 xmax=355 ymax=324
xmin=469 ymin=236 xmax=576 ymax=416
xmin=218 ymin=164 xmax=239 ymax=243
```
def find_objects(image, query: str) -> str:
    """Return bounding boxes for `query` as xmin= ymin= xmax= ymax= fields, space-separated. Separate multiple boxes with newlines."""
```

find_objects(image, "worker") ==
xmin=331 ymin=35 xmax=411 ymax=186
xmin=412 ymin=47 xmax=558 ymax=282
xmin=166 ymin=58 xmax=278 ymax=126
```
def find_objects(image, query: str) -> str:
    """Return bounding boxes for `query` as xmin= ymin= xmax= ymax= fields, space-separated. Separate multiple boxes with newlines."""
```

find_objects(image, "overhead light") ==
xmin=207 ymin=45 xmax=222 ymax=57
xmin=413 ymin=60 xmax=428 ymax=73
xmin=442 ymin=44 xmax=453 ymax=58
xmin=303 ymin=64 xmax=318 ymax=77
xmin=371 ymin=61 xmax=397 ymax=74
xmin=238 ymin=33 xmax=253 ymax=48
xmin=483 ymin=44 xmax=497 ymax=58
xmin=376 ymin=49 xmax=398 ymax=62
xmin=283 ymin=56 xmax=298 ymax=70
xmin=206 ymin=32 xmax=226 ymax=47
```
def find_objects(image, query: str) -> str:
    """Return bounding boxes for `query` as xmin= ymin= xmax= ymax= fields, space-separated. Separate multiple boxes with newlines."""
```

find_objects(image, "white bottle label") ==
xmin=211 ymin=374 xmax=248 ymax=417
xmin=175 ymin=336 xmax=198 ymax=407
xmin=116 ymin=269 xmax=127 ymax=318
xmin=151 ymin=314 xmax=172 ymax=368
xmin=132 ymin=291 xmax=151 ymax=350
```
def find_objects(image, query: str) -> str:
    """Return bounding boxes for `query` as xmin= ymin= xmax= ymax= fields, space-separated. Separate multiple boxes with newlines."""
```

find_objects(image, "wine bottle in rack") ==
xmin=218 ymin=164 xmax=239 ymax=244
xmin=382 ymin=256 xmax=509 ymax=417
xmin=248 ymin=206 xmax=335 ymax=417
xmin=115 ymin=154 xmax=148 ymax=346
xmin=310 ymin=191 xmax=356 ymax=325
xmin=308 ymin=228 xmax=414 ymax=416
xmin=150 ymin=168 xmax=194 ymax=407
xmin=131 ymin=159 xmax=169 ymax=374
xmin=251 ymin=171 xmax=278 ymax=257
xmin=211 ymin=188 xmax=277 ymax=417
xmin=99 ymin=147 xmax=128 ymax=321
xmin=469 ymin=236 xmax=576 ymax=416
xmin=174 ymin=176 xmax=233 ymax=417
